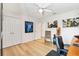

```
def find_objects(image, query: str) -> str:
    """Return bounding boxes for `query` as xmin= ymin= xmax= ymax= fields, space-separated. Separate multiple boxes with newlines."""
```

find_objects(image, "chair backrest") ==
xmin=55 ymin=36 xmax=64 ymax=49
xmin=53 ymin=34 xmax=56 ymax=44
xmin=53 ymin=34 xmax=56 ymax=39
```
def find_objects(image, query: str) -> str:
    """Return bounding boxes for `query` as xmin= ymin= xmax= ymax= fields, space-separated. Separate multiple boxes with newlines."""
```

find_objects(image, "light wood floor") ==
xmin=3 ymin=39 xmax=55 ymax=56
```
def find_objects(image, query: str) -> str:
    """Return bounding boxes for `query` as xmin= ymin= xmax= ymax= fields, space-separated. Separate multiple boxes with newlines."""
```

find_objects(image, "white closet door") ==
xmin=3 ymin=16 xmax=22 ymax=48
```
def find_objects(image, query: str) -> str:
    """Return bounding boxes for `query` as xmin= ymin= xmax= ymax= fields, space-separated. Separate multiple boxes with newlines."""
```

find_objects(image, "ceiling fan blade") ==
xmin=35 ymin=3 xmax=51 ymax=8
xmin=44 ymin=9 xmax=52 ymax=12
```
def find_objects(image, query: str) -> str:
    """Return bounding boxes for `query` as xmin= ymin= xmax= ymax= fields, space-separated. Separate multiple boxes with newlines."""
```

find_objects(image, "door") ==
xmin=3 ymin=16 xmax=22 ymax=48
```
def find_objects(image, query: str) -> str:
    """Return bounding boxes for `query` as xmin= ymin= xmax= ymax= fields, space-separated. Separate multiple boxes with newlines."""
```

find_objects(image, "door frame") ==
xmin=0 ymin=3 xmax=3 ymax=56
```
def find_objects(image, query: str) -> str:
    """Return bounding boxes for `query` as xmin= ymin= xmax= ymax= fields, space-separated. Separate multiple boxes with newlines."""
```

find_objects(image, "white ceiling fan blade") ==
xmin=44 ymin=9 xmax=52 ymax=12
xmin=35 ymin=3 xmax=51 ymax=8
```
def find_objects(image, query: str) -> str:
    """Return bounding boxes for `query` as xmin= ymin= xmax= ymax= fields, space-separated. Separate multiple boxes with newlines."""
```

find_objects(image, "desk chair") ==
xmin=55 ymin=36 xmax=68 ymax=56
xmin=53 ymin=34 xmax=56 ymax=44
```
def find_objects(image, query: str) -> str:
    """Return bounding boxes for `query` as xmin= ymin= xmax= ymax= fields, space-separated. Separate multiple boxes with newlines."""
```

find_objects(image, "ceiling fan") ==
xmin=35 ymin=3 xmax=56 ymax=16
xmin=38 ymin=8 xmax=52 ymax=15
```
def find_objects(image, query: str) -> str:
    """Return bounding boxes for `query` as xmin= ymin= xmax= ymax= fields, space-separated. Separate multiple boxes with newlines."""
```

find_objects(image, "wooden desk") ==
xmin=74 ymin=35 xmax=79 ymax=39
xmin=67 ymin=37 xmax=79 ymax=56
xmin=67 ymin=45 xmax=79 ymax=56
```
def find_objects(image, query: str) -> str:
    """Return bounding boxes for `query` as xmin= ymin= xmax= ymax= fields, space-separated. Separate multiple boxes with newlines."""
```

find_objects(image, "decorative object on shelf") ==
xmin=25 ymin=21 xmax=33 ymax=33
xmin=48 ymin=20 xmax=58 ymax=28
xmin=62 ymin=17 xmax=79 ymax=27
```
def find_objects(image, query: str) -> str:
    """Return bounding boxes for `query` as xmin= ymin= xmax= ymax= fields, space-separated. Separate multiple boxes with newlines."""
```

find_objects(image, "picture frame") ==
xmin=25 ymin=21 xmax=33 ymax=33
xmin=48 ymin=20 xmax=58 ymax=28
xmin=62 ymin=17 xmax=79 ymax=27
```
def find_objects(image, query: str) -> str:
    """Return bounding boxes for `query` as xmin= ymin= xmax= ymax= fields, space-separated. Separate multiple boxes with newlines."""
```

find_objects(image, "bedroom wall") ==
xmin=3 ymin=3 xmax=42 ymax=48
xmin=22 ymin=16 xmax=42 ymax=43
xmin=54 ymin=9 xmax=79 ymax=44
xmin=42 ymin=9 xmax=79 ymax=44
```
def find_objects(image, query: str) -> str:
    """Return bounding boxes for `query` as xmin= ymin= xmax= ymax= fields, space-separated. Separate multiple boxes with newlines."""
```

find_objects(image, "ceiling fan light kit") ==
xmin=39 ymin=8 xmax=43 ymax=13
xmin=35 ymin=3 xmax=56 ymax=15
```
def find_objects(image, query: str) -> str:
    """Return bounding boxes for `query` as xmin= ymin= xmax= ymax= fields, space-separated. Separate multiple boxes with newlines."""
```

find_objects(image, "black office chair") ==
xmin=55 ymin=36 xmax=68 ymax=56
xmin=53 ymin=34 xmax=56 ymax=45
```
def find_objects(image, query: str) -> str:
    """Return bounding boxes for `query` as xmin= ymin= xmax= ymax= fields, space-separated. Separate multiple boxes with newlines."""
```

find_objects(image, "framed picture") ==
xmin=62 ymin=17 xmax=79 ymax=27
xmin=48 ymin=20 xmax=58 ymax=28
xmin=25 ymin=21 xmax=33 ymax=33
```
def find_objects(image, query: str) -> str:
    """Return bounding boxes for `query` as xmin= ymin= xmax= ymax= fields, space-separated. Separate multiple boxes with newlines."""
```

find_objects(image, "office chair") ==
xmin=53 ymin=34 xmax=56 ymax=44
xmin=55 ymin=36 xmax=68 ymax=56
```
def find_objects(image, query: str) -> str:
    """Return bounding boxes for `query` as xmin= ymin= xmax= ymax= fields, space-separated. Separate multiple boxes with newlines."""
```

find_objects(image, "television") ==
xmin=25 ymin=21 xmax=33 ymax=33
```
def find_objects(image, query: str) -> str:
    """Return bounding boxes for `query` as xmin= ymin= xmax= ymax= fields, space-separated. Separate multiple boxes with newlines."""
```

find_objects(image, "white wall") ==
xmin=22 ymin=16 xmax=42 ymax=43
xmin=35 ymin=22 xmax=42 ymax=39
xmin=3 ymin=15 xmax=23 ymax=48
xmin=42 ymin=9 xmax=79 ymax=44
xmin=3 ymin=3 xmax=42 ymax=48
xmin=3 ymin=3 xmax=79 ymax=47
xmin=54 ymin=9 xmax=79 ymax=44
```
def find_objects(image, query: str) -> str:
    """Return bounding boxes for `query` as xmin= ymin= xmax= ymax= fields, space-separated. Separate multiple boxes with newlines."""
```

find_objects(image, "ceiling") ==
xmin=20 ymin=3 xmax=79 ymax=19
xmin=3 ymin=3 xmax=79 ymax=20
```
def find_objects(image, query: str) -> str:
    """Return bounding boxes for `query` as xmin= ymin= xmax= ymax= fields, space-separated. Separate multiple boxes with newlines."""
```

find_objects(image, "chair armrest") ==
xmin=57 ymin=49 xmax=68 ymax=56
xmin=60 ymin=49 xmax=68 ymax=53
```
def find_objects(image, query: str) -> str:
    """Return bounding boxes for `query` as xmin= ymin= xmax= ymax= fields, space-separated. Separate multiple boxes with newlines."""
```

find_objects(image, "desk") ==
xmin=67 ymin=36 xmax=79 ymax=56
xmin=67 ymin=45 xmax=79 ymax=56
